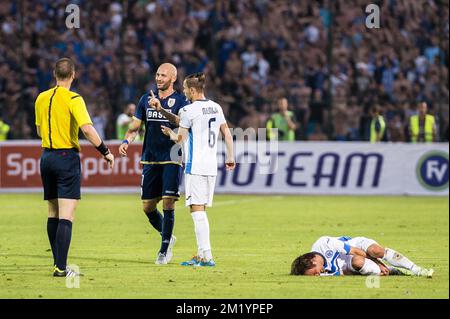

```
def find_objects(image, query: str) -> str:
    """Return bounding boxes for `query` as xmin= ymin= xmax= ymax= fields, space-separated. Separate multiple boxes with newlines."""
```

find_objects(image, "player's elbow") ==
xmin=80 ymin=124 xmax=95 ymax=138
xmin=128 ymin=119 xmax=142 ymax=133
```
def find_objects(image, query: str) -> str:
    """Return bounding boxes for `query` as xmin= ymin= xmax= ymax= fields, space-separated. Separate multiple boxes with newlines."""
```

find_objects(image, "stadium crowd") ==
xmin=0 ymin=0 xmax=448 ymax=141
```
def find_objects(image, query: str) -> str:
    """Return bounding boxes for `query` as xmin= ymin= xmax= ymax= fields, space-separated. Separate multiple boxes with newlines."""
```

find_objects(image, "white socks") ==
xmin=359 ymin=258 xmax=381 ymax=275
xmin=382 ymin=248 xmax=421 ymax=275
xmin=191 ymin=211 xmax=213 ymax=261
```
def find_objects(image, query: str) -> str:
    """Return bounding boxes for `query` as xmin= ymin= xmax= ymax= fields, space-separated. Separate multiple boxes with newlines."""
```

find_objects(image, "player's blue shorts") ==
xmin=141 ymin=164 xmax=182 ymax=201
xmin=40 ymin=148 xmax=81 ymax=200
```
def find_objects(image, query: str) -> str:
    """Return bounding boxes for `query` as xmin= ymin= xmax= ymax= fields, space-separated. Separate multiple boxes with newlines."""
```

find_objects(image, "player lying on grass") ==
xmin=291 ymin=236 xmax=434 ymax=277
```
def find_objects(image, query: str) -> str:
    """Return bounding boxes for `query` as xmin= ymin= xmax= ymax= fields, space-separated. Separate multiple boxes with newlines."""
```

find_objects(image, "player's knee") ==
xmin=367 ymin=244 xmax=385 ymax=258
xmin=143 ymin=201 xmax=158 ymax=214
xmin=162 ymin=198 xmax=175 ymax=210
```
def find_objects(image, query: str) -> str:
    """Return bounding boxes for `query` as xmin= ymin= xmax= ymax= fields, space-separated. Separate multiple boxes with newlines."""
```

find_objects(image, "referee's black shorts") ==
xmin=40 ymin=148 xmax=81 ymax=200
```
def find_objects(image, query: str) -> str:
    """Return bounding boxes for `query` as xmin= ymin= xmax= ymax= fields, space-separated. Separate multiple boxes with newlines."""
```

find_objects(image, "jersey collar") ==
xmin=155 ymin=90 xmax=177 ymax=100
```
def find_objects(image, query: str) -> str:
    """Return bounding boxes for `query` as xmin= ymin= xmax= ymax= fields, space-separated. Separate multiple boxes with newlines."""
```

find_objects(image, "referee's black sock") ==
xmin=160 ymin=210 xmax=175 ymax=255
xmin=145 ymin=209 xmax=163 ymax=234
xmin=47 ymin=217 xmax=59 ymax=265
xmin=55 ymin=219 xmax=72 ymax=270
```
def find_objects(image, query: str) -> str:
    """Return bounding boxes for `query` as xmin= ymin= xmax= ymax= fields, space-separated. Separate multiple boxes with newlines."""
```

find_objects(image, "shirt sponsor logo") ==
xmin=146 ymin=108 xmax=171 ymax=122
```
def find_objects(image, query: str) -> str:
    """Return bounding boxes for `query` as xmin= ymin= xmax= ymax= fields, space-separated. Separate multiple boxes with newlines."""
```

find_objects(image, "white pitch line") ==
xmin=214 ymin=196 xmax=284 ymax=207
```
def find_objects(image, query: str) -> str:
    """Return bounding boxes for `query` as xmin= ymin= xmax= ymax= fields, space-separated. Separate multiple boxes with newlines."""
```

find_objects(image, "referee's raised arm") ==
xmin=34 ymin=57 xmax=114 ymax=278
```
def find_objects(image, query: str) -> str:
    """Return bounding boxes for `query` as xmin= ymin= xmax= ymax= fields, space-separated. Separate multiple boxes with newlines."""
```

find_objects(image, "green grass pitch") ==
xmin=0 ymin=193 xmax=448 ymax=299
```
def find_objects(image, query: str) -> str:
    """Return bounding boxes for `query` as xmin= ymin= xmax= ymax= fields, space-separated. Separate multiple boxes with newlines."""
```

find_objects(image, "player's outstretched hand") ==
xmin=104 ymin=153 xmax=115 ymax=169
xmin=148 ymin=90 xmax=162 ymax=111
xmin=226 ymin=158 xmax=236 ymax=171
xmin=119 ymin=142 xmax=128 ymax=157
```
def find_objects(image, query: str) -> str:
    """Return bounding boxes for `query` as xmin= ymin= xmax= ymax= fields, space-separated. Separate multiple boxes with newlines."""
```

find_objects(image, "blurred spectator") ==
xmin=0 ymin=0 xmax=448 ymax=141
xmin=266 ymin=97 xmax=297 ymax=141
xmin=370 ymin=105 xmax=387 ymax=143
xmin=387 ymin=114 xmax=406 ymax=142
xmin=332 ymin=103 xmax=349 ymax=141
xmin=409 ymin=102 xmax=437 ymax=142
xmin=116 ymin=103 xmax=136 ymax=140
xmin=0 ymin=111 xmax=11 ymax=141
xmin=238 ymin=101 xmax=261 ymax=137
xmin=91 ymin=103 xmax=108 ymax=141
xmin=307 ymin=90 xmax=326 ymax=138
xmin=308 ymin=125 xmax=328 ymax=141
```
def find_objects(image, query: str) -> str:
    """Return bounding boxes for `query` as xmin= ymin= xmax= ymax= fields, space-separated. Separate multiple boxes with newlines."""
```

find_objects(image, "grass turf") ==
xmin=0 ymin=194 xmax=448 ymax=299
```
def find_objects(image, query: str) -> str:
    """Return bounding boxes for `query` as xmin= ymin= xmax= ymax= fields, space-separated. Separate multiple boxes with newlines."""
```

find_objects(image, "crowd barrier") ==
xmin=0 ymin=141 xmax=448 ymax=196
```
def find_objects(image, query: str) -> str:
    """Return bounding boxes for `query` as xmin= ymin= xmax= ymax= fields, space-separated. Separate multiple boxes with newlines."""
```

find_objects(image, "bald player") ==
xmin=119 ymin=63 xmax=189 ymax=264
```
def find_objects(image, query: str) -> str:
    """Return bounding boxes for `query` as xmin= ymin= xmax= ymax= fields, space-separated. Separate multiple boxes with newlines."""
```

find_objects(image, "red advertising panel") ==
xmin=0 ymin=141 xmax=143 ymax=188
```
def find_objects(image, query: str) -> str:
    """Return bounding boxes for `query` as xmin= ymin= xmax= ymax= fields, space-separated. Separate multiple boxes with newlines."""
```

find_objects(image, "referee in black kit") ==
xmin=34 ymin=57 xmax=114 ymax=277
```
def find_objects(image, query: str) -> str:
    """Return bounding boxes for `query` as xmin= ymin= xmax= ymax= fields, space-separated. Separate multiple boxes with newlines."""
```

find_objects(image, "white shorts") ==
xmin=338 ymin=255 xmax=355 ymax=275
xmin=338 ymin=255 xmax=382 ymax=276
xmin=338 ymin=237 xmax=379 ymax=275
xmin=184 ymin=174 xmax=216 ymax=207
xmin=346 ymin=237 xmax=378 ymax=252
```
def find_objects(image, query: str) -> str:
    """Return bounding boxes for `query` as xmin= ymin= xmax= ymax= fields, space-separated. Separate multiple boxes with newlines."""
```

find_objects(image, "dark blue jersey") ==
xmin=134 ymin=90 xmax=189 ymax=163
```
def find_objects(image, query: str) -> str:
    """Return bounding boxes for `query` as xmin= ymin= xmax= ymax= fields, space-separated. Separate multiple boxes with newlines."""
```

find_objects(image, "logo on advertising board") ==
xmin=416 ymin=151 xmax=449 ymax=191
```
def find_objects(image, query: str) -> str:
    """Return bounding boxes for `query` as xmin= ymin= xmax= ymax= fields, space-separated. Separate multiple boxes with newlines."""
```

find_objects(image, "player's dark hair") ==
xmin=290 ymin=252 xmax=318 ymax=275
xmin=54 ymin=57 xmax=75 ymax=80
xmin=185 ymin=72 xmax=206 ymax=92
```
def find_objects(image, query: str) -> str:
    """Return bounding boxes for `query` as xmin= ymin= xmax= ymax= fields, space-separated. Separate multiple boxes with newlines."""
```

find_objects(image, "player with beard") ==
xmin=119 ymin=63 xmax=189 ymax=264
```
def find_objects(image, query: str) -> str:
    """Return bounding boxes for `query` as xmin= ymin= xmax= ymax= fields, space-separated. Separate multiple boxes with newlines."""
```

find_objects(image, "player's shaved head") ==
xmin=156 ymin=63 xmax=177 ymax=91
xmin=158 ymin=63 xmax=177 ymax=80
xmin=54 ymin=57 xmax=75 ymax=80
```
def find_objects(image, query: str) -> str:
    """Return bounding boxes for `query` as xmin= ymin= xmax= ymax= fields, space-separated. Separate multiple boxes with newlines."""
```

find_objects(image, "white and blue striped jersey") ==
xmin=179 ymin=99 xmax=226 ymax=176
xmin=311 ymin=236 xmax=352 ymax=276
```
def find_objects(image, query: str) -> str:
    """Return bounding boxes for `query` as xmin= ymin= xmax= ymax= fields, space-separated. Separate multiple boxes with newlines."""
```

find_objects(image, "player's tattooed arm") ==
xmin=161 ymin=126 xmax=187 ymax=144
xmin=158 ymin=107 xmax=180 ymax=127
xmin=119 ymin=118 xmax=142 ymax=157
xmin=124 ymin=118 xmax=141 ymax=144
xmin=148 ymin=90 xmax=180 ymax=126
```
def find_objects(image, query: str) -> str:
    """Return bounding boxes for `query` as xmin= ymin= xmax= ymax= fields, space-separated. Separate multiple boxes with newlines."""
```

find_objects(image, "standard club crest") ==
xmin=168 ymin=98 xmax=175 ymax=108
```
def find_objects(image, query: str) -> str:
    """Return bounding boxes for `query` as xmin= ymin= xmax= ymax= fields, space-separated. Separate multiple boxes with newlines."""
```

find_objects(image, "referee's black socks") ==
xmin=160 ymin=210 xmax=175 ymax=255
xmin=47 ymin=217 xmax=59 ymax=265
xmin=55 ymin=219 xmax=72 ymax=270
xmin=146 ymin=209 xmax=163 ymax=234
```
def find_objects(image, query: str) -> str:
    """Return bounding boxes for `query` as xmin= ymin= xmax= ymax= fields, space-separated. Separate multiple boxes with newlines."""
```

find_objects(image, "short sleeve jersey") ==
xmin=134 ymin=91 xmax=189 ymax=163
xmin=311 ymin=236 xmax=351 ymax=275
xmin=35 ymin=85 xmax=92 ymax=150
xmin=179 ymin=99 xmax=226 ymax=176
